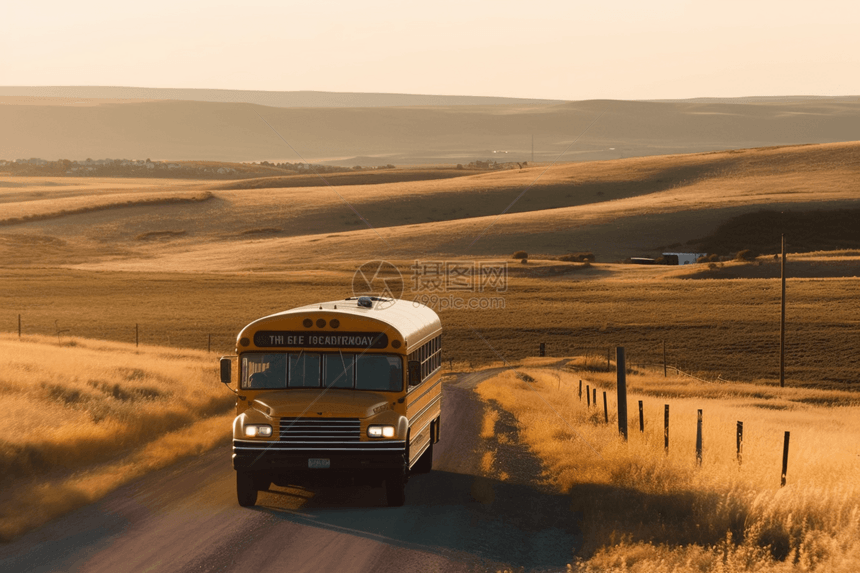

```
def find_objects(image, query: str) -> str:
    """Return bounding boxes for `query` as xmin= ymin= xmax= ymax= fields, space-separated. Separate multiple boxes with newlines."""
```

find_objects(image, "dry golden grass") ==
xmin=0 ymin=334 xmax=233 ymax=541
xmin=481 ymin=409 xmax=500 ymax=439
xmin=0 ymin=192 xmax=213 ymax=226
xmin=3 ymin=262 xmax=859 ymax=385
xmin=3 ymin=141 xmax=860 ymax=270
xmin=481 ymin=451 xmax=496 ymax=475
xmin=211 ymin=167 xmax=474 ymax=190
xmin=476 ymin=365 xmax=860 ymax=572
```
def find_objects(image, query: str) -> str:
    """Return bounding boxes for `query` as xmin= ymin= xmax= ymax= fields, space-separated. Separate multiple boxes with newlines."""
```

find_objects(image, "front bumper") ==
xmin=232 ymin=439 xmax=407 ymax=472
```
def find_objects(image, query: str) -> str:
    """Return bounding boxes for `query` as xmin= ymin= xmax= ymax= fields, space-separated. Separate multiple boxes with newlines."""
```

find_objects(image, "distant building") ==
xmin=662 ymin=252 xmax=707 ymax=265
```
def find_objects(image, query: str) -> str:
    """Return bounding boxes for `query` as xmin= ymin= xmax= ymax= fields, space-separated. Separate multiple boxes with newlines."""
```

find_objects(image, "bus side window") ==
xmin=408 ymin=360 xmax=421 ymax=386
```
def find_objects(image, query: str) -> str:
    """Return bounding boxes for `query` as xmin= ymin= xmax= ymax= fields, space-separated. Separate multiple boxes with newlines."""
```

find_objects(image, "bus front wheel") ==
xmin=237 ymin=471 xmax=258 ymax=507
xmin=252 ymin=471 xmax=272 ymax=491
xmin=385 ymin=469 xmax=406 ymax=507
xmin=412 ymin=440 xmax=433 ymax=474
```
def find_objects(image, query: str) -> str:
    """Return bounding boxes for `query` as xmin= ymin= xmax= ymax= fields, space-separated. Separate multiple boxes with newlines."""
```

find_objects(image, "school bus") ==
xmin=219 ymin=296 xmax=442 ymax=507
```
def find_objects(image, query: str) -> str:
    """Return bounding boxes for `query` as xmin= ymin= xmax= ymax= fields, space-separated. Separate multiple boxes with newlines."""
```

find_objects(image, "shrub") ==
xmin=512 ymin=251 xmax=528 ymax=260
xmin=709 ymin=253 xmax=720 ymax=262
xmin=736 ymin=249 xmax=757 ymax=262
xmin=696 ymin=256 xmax=709 ymax=263
xmin=558 ymin=252 xmax=595 ymax=263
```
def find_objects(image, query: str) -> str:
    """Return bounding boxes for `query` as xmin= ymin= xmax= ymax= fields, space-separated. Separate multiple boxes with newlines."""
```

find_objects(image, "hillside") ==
xmin=2 ymin=95 xmax=860 ymax=165
xmin=3 ymin=141 xmax=859 ymax=269
xmin=0 ymin=86 xmax=562 ymax=108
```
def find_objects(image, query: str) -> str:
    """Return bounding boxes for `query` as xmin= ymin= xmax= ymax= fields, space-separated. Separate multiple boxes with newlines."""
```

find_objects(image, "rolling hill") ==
xmin=1 ymin=141 xmax=859 ymax=270
xmin=2 ymin=92 xmax=860 ymax=165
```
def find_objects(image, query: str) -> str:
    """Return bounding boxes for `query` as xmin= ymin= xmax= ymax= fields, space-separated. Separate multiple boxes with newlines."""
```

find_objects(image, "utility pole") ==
xmin=531 ymin=134 xmax=534 ymax=163
xmin=780 ymin=234 xmax=786 ymax=388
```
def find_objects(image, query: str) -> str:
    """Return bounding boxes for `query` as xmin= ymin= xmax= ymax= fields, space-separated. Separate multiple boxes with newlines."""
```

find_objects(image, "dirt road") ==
xmin=1 ymin=371 xmax=581 ymax=572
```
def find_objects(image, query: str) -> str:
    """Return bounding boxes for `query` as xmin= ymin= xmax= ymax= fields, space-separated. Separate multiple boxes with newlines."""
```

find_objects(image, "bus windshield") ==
xmin=242 ymin=352 xmax=402 ymax=392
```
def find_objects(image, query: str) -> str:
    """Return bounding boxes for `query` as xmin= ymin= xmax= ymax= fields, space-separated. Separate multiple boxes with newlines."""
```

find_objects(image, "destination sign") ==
xmin=253 ymin=330 xmax=389 ymax=349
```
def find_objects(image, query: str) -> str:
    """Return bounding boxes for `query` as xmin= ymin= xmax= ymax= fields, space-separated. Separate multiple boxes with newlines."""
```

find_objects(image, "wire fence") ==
xmin=530 ymin=345 xmax=796 ymax=487
xmin=10 ymin=314 xmax=237 ymax=355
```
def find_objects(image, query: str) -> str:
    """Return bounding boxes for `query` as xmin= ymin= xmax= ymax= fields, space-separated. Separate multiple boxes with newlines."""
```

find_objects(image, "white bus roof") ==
xmin=241 ymin=298 xmax=442 ymax=348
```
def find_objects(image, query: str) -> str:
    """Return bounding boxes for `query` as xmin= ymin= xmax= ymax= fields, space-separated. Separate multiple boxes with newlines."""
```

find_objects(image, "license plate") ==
xmin=308 ymin=458 xmax=330 ymax=469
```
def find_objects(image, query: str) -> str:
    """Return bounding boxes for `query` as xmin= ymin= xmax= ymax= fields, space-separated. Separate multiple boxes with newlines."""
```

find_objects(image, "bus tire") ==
xmin=252 ymin=471 xmax=271 ymax=491
xmin=385 ymin=469 xmax=406 ymax=507
xmin=237 ymin=471 xmax=258 ymax=507
xmin=413 ymin=439 xmax=433 ymax=474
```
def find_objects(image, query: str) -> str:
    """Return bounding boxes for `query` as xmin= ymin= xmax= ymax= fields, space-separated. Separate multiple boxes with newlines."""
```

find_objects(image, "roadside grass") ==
xmin=476 ymin=364 xmax=860 ymax=572
xmin=0 ymin=334 xmax=234 ymax=541
xmin=480 ymin=409 xmax=499 ymax=439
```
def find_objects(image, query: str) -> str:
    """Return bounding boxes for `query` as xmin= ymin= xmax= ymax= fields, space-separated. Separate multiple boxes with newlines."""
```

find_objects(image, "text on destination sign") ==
xmin=253 ymin=331 xmax=389 ymax=349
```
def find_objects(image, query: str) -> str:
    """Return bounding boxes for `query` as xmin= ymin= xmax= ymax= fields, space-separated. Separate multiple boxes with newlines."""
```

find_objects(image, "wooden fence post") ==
xmin=593 ymin=388 xmax=597 ymax=409
xmin=135 ymin=324 xmax=139 ymax=348
xmin=664 ymin=404 xmax=669 ymax=453
xmin=586 ymin=385 xmax=591 ymax=407
xmin=539 ymin=342 xmax=545 ymax=357
xmin=18 ymin=314 xmax=22 ymax=339
xmin=696 ymin=409 xmax=703 ymax=466
xmin=602 ymin=391 xmax=608 ymax=423
xmin=578 ymin=380 xmax=582 ymax=401
xmin=638 ymin=400 xmax=644 ymax=433
xmin=616 ymin=347 xmax=628 ymax=440
xmin=737 ymin=421 xmax=743 ymax=466
xmin=208 ymin=334 xmax=212 ymax=353
xmin=781 ymin=431 xmax=790 ymax=486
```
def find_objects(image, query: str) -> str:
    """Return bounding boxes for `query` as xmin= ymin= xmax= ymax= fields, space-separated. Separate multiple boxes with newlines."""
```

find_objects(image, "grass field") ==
xmin=3 ymin=261 xmax=859 ymax=385
xmin=477 ymin=363 xmax=860 ymax=571
xmin=0 ymin=334 xmax=234 ymax=541
xmin=2 ymin=140 xmax=860 ymax=551
xmin=2 ymin=142 xmax=860 ymax=269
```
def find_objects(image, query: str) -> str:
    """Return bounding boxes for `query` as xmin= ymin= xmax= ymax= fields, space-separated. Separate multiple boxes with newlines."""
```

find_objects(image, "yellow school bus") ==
xmin=219 ymin=296 xmax=442 ymax=507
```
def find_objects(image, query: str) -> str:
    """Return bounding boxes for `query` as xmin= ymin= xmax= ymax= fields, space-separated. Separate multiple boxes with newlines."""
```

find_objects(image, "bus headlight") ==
xmin=244 ymin=424 xmax=273 ymax=438
xmin=367 ymin=425 xmax=395 ymax=438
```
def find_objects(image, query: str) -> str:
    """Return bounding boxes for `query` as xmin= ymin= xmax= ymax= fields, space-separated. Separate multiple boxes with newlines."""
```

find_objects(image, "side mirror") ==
xmin=220 ymin=357 xmax=232 ymax=385
xmin=408 ymin=360 xmax=421 ymax=386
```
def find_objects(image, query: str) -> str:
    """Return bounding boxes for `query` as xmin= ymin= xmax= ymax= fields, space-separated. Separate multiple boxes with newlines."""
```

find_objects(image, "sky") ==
xmin=2 ymin=0 xmax=859 ymax=101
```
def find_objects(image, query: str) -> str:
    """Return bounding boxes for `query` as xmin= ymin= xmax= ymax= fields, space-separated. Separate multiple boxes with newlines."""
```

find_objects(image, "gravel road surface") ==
xmin=2 ymin=370 xmax=581 ymax=572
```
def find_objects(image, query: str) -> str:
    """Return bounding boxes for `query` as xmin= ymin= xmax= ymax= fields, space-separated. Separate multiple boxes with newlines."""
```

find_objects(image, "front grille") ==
xmin=231 ymin=417 xmax=405 ymax=454
xmin=279 ymin=417 xmax=360 ymax=442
